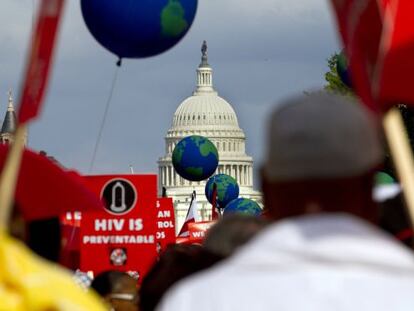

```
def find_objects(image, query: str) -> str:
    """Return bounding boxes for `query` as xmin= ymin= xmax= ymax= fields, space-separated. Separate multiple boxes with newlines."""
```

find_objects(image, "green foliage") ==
xmin=324 ymin=53 xmax=354 ymax=97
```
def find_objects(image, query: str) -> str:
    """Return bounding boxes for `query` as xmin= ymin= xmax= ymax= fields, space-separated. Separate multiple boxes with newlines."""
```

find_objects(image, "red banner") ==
xmin=188 ymin=221 xmax=215 ymax=244
xmin=79 ymin=175 xmax=158 ymax=278
xmin=18 ymin=0 xmax=65 ymax=124
xmin=156 ymin=198 xmax=176 ymax=253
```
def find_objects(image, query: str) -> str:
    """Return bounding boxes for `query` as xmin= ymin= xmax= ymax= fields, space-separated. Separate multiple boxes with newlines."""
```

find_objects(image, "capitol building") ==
xmin=158 ymin=42 xmax=262 ymax=228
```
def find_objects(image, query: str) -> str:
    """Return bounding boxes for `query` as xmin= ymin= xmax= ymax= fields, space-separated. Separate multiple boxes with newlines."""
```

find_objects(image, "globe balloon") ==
xmin=81 ymin=0 xmax=198 ymax=59
xmin=223 ymin=198 xmax=262 ymax=217
xmin=172 ymin=136 xmax=218 ymax=181
xmin=205 ymin=174 xmax=239 ymax=208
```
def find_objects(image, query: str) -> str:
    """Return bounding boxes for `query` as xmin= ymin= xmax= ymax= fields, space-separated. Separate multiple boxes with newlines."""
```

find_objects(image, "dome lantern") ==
xmin=196 ymin=40 xmax=214 ymax=93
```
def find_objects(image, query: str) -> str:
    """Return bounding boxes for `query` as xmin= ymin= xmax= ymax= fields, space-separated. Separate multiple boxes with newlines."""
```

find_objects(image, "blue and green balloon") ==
xmin=172 ymin=136 xmax=219 ymax=182
xmin=205 ymin=174 xmax=239 ymax=208
xmin=223 ymin=198 xmax=262 ymax=217
xmin=81 ymin=0 xmax=198 ymax=59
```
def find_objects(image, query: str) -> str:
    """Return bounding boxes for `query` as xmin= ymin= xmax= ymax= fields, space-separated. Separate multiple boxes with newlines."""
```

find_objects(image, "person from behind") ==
xmin=203 ymin=214 xmax=269 ymax=257
xmin=139 ymin=244 xmax=222 ymax=311
xmin=156 ymin=93 xmax=414 ymax=311
xmin=91 ymin=270 xmax=139 ymax=311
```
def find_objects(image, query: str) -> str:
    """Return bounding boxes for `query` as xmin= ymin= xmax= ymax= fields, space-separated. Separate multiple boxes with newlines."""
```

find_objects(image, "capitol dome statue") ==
xmin=158 ymin=41 xmax=262 ymax=229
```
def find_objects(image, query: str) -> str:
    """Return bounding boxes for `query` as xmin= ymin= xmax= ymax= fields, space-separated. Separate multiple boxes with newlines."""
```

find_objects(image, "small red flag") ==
xmin=211 ymin=183 xmax=219 ymax=220
xmin=18 ymin=0 xmax=65 ymax=124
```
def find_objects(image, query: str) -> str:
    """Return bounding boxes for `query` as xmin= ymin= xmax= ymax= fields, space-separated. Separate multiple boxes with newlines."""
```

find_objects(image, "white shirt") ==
xmin=157 ymin=214 xmax=414 ymax=311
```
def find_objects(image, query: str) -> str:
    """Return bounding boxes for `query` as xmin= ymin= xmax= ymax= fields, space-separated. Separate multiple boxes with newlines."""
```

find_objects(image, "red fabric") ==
xmin=177 ymin=218 xmax=194 ymax=237
xmin=331 ymin=0 xmax=414 ymax=109
xmin=18 ymin=0 xmax=65 ymax=124
xmin=395 ymin=228 xmax=414 ymax=241
xmin=330 ymin=0 xmax=383 ymax=112
xmin=377 ymin=1 xmax=414 ymax=106
xmin=0 ymin=145 xmax=102 ymax=220
xmin=211 ymin=183 xmax=218 ymax=220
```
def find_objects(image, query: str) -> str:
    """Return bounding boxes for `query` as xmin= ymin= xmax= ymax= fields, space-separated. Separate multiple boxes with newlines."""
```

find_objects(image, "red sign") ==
xmin=18 ymin=0 xmax=65 ymax=123
xmin=79 ymin=175 xmax=158 ymax=278
xmin=156 ymin=198 xmax=176 ymax=253
xmin=188 ymin=221 xmax=215 ymax=244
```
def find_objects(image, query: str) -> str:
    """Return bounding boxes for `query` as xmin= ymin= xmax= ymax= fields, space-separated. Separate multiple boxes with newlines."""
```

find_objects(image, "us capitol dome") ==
xmin=158 ymin=41 xmax=262 ymax=229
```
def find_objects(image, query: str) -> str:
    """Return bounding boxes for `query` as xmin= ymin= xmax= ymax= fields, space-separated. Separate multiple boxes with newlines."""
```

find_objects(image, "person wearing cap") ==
xmin=156 ymin=93 xmax=414 ymax=311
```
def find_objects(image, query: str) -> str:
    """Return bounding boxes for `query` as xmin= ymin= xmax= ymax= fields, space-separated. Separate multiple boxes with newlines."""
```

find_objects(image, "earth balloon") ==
xmin=81 ymin=0 xmax=198 ymax=58
xmin=172 ymin=136 xmax=218 ymax=181
xmin=223 ymin=198 xmax=262 ymax=217
xmin=205 ymin=174 xmax=239 ymax=208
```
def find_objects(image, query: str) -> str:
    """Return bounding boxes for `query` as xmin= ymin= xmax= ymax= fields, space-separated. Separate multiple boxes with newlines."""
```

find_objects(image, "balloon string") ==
xmin=88 ymin=64 xmax=121 ymax=173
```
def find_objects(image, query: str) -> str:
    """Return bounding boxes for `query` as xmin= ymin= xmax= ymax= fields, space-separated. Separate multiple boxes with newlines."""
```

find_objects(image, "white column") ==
xmin=239 ymin=165 xmax=242 ymax=185
xmin=162 ymin=167 xmax=165 ymax=186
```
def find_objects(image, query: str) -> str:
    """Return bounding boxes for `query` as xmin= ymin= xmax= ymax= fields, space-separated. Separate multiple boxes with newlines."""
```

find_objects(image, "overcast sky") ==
xmin=0 ymin=0 xmax=339 ymax=187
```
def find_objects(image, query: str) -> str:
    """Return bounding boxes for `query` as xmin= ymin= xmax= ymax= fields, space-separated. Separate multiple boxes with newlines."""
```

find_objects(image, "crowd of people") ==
xmin=5 ymin=91 xmax=414 ymax=310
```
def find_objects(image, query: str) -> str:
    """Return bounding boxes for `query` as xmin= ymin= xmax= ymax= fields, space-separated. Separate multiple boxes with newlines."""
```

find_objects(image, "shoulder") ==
xmin=156 ymin=261 xmax=231 ymax=311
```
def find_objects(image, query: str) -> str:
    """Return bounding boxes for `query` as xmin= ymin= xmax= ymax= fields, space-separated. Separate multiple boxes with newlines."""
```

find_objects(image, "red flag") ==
xmin=18 ymin=0 xmax=65 ymax=124
xmin=211 ymin=183 xmax=219 ymax=220
xmin=376 ymin=1 xmax=414 ymax=106
xmin=330 ymin=0 xmax=383 ymax=111
xmin=178 ymin=191 xmax=199 ymax=237
xmin=0 ymin=146 xmax=102 ymax=221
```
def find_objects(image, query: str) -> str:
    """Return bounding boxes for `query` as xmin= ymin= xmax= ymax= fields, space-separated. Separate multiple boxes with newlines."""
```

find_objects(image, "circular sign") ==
xmin=101 ymin=178 xmax=137 ymax=215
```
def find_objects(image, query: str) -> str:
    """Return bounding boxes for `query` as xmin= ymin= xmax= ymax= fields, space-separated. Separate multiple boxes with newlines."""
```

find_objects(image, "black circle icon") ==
xmin=101 ymin=179 xmax=137 ymax=215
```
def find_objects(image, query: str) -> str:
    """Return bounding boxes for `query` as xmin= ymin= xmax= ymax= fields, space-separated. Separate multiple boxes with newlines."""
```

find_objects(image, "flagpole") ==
xmin=0 ymin=125 xmax=27 ymax=231
xmin=383 ymin=108 xmax=414 ymax=227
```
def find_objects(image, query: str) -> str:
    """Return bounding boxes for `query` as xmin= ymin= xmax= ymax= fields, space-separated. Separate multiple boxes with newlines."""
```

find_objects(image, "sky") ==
xmin=0 ymin=0 xmax=339 ymax=187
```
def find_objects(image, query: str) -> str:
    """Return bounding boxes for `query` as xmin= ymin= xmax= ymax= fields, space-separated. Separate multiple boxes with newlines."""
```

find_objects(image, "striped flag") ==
xmin=177 ymin=191 xmax=200 ymax=237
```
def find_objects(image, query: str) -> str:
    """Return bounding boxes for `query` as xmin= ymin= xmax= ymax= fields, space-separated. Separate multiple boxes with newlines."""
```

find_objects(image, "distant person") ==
xmin=140 ymin=244 xmax=222 ymax=311
xmin=91 ymin=270 xmax=139 ymax=311
xmin=203 ymin=214 xmax=269 ymax=257
xmin=156 ymin=93 xmax=414 ymax=311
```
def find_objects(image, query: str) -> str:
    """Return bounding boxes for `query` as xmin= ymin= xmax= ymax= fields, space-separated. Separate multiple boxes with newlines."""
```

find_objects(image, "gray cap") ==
xmin=263 ymin=92 xmax=383 ymax=182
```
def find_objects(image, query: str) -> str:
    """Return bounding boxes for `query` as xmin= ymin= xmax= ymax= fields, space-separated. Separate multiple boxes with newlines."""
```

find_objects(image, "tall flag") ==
xmin=329 ymin=0 xmax=383 ymax=111
xmin=18 ymin=0 xmax=65 ymax=124
xmin=211 ymin=183 xmax=219 ymax=220
xmin=376 ymin=1 xmax=414 ymax=106
xmin=177 ymin=191 xmax=200 ymax=237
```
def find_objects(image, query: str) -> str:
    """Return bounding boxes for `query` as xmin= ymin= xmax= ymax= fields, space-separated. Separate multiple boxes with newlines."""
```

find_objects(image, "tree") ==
xmin=323 ymin=52 xmax=414 ymax=178
xmin=324 ymin=53 xmax=354 ymax=97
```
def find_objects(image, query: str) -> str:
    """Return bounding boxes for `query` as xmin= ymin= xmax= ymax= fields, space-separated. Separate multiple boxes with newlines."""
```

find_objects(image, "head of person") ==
xmin=91 ymin=270 xmax=138 ymax=311
xmin=261 ymin=92 xmax=383 ymax=223
xmin=203 ymin=214 xmax=269 ymax=257
xmin=139 ymin=244 xmax=222 ymax=311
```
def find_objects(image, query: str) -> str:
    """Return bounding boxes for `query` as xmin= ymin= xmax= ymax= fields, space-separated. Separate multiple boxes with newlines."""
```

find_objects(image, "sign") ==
xmin=80 ymin=175 xmax=157 ymax=277
xmin=188 ymin=221 xmax=215 ymax=244
xmin=156 ymin=198 xmax=176 ymax=253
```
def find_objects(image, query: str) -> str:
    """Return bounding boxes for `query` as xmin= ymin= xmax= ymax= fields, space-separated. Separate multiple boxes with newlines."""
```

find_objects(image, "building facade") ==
xmin=158 ymin=42 xmax=262 ymax=229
